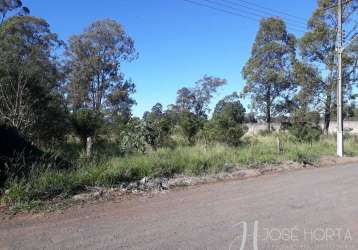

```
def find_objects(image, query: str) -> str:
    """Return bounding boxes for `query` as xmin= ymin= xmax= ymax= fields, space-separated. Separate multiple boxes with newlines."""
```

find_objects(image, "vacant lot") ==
xmin=3 ymin=134 xmax=358 ymax=212
xmin=2 ymin=163 xmax=358 ymax=250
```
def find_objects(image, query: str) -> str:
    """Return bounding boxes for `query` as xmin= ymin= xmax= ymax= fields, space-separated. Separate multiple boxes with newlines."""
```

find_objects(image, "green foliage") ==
xmin=226 ymin=126 xmax=248 ymax=146
xmin=242 ymin=17 xmax=297 ymax=129
xmin=298 ymin=0 xmax=358 ymax=132
xmin=178 ymin=111 xmax=202 ymax=145
xmin=2 ymin=1 xmax=358 ymax=213
xmin=35 ymin=94 xmax=70 ymax=147
xmin=65 ymin=19 xmax=137 ymax=121
xmin=143 ymin=103 xmax=174 ymax=150
xmin=117 ymin=117 xmax=146 ymax=154
xmin=207 ymin=93 xmax=248 ymax=146
xmin=288 ymin=112 xmax=322 ymax=143
xmin=6 ymin=134 xmax=358 ymax=207
xmin=175 ymin=75 xmax=227 ymax=119
xmin=0 ymin=16 xmax=66 ymax=145
xmin=71 ymin=109 xmax=102 ymax=146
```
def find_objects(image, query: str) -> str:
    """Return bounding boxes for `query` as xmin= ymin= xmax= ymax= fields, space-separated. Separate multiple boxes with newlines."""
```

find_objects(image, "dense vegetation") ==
xmin=5 ymin=134 xmax=358 ymax=209
xmin=0 ymin=0 xmax=357 ymax=207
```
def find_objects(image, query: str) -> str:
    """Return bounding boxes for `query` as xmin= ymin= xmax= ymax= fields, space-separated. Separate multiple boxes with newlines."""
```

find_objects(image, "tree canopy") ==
xmin=242 ymin=17 xmax=297 ymax=131
xmin=0 ymin=16 xmax=67 ymax=144
xmin=65 ymin=19 xmax=137 ymax=122
xmin=0 ymin=0 xmax=29 ymax=24
xmin=175 ymin=75 xmax=227 ymax=119
xmin=298 ymin=0 xmax=358 ymax=133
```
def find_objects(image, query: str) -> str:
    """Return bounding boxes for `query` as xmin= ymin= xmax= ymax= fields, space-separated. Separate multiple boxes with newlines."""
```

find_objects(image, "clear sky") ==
xmin=25 ymin=0 xmax=317 ymax=117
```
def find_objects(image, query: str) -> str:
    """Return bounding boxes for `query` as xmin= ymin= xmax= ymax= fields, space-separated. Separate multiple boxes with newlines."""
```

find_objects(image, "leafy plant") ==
xmin=178 ymin=111 xmax=202 ymax=145
xmin=71 ymin=109 xmax=103 ymax=147
xmin=117 ymin=117 xmax=146 ymax=154
xmin=208 ymin=93 xmax=248 ymax=146
xmin=289 ymin=112 xmax=322 ymax=143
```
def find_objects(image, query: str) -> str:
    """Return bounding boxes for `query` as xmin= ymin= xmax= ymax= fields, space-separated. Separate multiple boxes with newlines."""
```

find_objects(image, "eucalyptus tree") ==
xmin=242 ymin=17 xmax=297 ymax=131
xmin=65 ymin=19 xmax=137 ymax=119
xmin=175 ymin=75 xmax=227 ymax=119
xmin=174 ymin=75 xmax=226 ymax=144
xmin=65 ymin=19 xmax=137 ymax=154
xmin=298 ymin=0 xmax=358 ymax=133
xmin=0 ymin=16 xmax=67 ymax=144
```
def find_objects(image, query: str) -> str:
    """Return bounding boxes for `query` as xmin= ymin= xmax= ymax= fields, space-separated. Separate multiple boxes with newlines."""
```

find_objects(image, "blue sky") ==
xmin=25 ymin=0 xmax=317 ymax=117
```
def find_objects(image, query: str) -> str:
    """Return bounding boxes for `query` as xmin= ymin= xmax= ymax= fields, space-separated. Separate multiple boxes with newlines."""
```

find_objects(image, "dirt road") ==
xmin=1 ymin=164 xmax=358 ymax=249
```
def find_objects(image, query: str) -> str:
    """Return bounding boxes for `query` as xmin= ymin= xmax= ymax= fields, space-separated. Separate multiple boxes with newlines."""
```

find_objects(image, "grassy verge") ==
xmin=2 ymin=134 xmax=358 ymax=210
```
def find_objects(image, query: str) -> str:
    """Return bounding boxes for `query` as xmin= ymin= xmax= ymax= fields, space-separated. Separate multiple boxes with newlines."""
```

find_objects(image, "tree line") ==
xmin=243 ymin=0 xmax=358 ymax=134
xmin=0 ymin=0 xmax=357 ymax=157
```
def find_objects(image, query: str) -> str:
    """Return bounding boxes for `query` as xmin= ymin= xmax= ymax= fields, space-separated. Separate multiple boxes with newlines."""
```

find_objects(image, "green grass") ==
xmin=2 ymin=134 xmax=358 ymax=207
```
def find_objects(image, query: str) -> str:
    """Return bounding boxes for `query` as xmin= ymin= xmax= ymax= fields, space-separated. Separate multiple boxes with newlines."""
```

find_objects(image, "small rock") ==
xmin=92 ymin=191 xmax=103 ymax=199
xmin=72 ymin=193 xmax=93 ymax=201
xmin=168 ymin=177 xmax=191 ymax=187
xmin=161 ymin=181 xmax=169 ymax=190
xmin=223 ymin=163 xmax=236 ymax=173
xmin=126 ymin=182 xmax=139 ymax=190
xmin=140 ymin=177 xmax=148 ymax=185
xmin=233 ymin=169 xmax=261 ymax=178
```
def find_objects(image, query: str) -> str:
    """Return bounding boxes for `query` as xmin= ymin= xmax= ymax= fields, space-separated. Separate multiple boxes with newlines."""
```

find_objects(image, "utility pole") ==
xmin=337 ymin=0 xmax=343 ymax=157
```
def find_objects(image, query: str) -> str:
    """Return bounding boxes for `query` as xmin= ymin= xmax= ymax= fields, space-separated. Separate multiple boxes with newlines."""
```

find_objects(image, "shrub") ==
xmin=143 ymin=103 xmax=174 ymax=150
xmin=208 ymin=93 xmax=248 ymax=146
xmin=0 ymin=125 xmax=70 ymax=188
xmin=289 ymin=111 xmax=322 ymax=143
xmin=207 ymin=123 xmax=247 ymax=147
xmin=178 ymin=111 xmax=202 ymax=145
xmin=117 ymin=117 xmax=146 ymax=154
xmin=71 ymin=109 xmax=103 ymax=147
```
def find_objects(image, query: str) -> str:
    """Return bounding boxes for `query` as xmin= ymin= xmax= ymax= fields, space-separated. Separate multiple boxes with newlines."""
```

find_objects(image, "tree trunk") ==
xmin=276 ymin=137 xmax=282 ymax=153
xmin=86 ymin=136 xmax=92 ymax=158
xmin=323 ymin=91 xmax=332 ymax=135
xmin=266 ymin=85 xmax=271 ymax=132
xmin=267 ymin=107 xmax=271 ymax=132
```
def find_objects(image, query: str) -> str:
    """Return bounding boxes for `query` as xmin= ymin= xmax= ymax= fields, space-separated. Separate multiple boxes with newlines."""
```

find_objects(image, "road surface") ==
xmin=1 ymin=164 xmax=358 ymax=249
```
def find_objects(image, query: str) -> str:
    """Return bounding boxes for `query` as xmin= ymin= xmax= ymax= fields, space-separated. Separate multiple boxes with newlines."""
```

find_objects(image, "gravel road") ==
xmin=1 ymin=164 xmax=358 ymax=250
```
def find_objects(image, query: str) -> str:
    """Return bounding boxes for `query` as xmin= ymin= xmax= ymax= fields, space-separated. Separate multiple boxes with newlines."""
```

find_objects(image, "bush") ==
xmin=206 ymin=122 xmax=247 ymax=147
xmin=143 ymin=103 xmax=174 ymax=150
xmin=208 ymin=93 xmax=248 ymax=146
xmin=288 ymin=111 xmax=322 ymax=143
xmin=0 ymin=125 xmax=70 ymax=188
xmin=178 ymin=111 xmax=202 ymax=145
xmin=71 ymin=109 xmax=103 ymax=147
xmin=116 ymin=117 xmax=146 ymax=154
xmin=289 ymin=123 xmax=321 ymax=143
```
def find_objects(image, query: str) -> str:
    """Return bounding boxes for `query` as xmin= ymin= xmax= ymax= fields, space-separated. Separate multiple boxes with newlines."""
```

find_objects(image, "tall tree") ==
xmin=65 ymin=19 xmax=137 ymax=120
xmin=298 ymin=0 xmax=358 ymax=134
xmin=174 ymin=75 xmax=226 ymax=144
xmin=242 ymin=17 xmax=297 ymax=131
xmin=175 ymin=75 xmax=227 ymax=119
xmin=0 ymin=16 xmax=67 ymax=144
xmin=65 ymin=19 xmax=137 ymax=155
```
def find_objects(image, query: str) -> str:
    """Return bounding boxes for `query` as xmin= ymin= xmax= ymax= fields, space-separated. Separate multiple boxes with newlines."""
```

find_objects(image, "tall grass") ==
xmin=2 ymin=134 xmax=358 ymax=205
